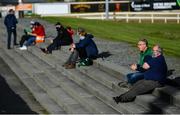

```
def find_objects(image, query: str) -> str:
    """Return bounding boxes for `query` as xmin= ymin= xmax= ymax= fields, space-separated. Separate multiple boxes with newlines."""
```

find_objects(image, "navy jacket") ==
xmin=144 ymin=55 xmax=167 ymax=84
xmin=75 ymin=34 xmax=98 ymax=59
xmin=4 ymin=14 xmax=18 ymax=30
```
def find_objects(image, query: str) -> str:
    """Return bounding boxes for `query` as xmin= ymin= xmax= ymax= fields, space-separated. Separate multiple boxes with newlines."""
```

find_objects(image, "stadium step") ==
xmin=15 ymin=48 xmax=119 ymax=114
xmin=0 ymin=48 xmax=65 ymax=114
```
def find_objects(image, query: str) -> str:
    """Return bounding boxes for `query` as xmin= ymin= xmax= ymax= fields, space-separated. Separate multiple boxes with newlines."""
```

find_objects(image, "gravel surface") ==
xmin=2 ymin=18 xmax=180 ymax=79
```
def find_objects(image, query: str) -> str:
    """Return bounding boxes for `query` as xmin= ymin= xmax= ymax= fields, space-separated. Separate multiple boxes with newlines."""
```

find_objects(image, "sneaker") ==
xmin=40 ymin=48 xmax=51 ymax=54
xmin=19 ymin=46 xmax=27 ymax=50
xmin=118 ymin=82 xmax=131 ymax=89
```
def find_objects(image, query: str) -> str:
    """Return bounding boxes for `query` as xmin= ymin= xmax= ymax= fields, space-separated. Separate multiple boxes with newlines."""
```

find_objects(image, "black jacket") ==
xmin=4 ymin=14 xmax=18 ymax=30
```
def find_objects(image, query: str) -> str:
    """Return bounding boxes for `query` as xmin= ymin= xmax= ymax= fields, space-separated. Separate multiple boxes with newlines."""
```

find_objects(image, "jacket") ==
xmin=75 ymin=34 xmax=98 ymax=59
xmin=4 ymin=14 xmax=18 ymax=30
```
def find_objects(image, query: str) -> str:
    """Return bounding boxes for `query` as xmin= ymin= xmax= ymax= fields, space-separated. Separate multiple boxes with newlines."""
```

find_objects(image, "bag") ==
xmin=78 ymin=58 xmax=93 ymax=67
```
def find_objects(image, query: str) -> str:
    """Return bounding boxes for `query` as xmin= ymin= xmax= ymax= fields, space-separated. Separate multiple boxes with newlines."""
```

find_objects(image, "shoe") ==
xmin=40 ymin=48 xmax=49 ymax=54
xmin=19 ymin=45 xmax=27 ymax=50
xmin=118 ymin=82 xmax=131 ymax=89
xmin=113 ymin=96 xmax=120 ymax=104
xmin=65 ymin=63 xmax=76 ymax=69
xmin=14 ymin=43 xmax=19 ymax=46
xmin=62 ymin=63 xmax=69 ymax=67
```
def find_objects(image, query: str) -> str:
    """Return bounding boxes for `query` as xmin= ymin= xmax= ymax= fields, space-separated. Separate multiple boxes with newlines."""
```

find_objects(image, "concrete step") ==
xmin=8 ymin=48 xmax=90 ymax=114
xmin=0 ymin=48 xmax=65 ymax=114
xmin=53 ymin=50 xmax=121 ymax=90
xmin=17 ymin=46 xmax=119 ymax=114
xmin=30 ymin=46 xmax=149 ymax=114
xmin=50 ymin=48 xmax=180 ymax=114
xmin=152 ymin=86 xmax=180 ymax=108
xmin=136 ymin=94 xmax=180 ymax=114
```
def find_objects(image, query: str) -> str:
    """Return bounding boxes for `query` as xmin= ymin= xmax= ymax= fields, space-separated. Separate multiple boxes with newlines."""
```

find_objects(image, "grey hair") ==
xmin=154 ymin=44 xmax=163 ymax=54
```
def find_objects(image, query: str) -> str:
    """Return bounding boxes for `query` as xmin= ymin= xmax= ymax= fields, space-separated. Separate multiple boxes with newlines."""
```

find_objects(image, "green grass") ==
xmin=41 ymin=17 xmax=180 ymax=58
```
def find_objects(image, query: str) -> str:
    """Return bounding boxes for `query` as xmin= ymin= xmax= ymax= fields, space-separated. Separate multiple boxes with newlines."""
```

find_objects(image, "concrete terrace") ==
xmin=0 ymin=18 xmax=180 ymax=114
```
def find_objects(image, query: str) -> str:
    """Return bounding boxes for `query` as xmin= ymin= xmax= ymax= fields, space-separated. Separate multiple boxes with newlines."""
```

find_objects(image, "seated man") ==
xmin=19 ymin=22 xmax=45 ymax=50
xmin=63 ymin=27 xmax=98 ymax=69
xmin=118 ymin=39 xmax=152 ymax=88
xmin=113 ymin=45 xmax=167 ymax=103
xmin=19 ymin=21 xmax=35 ymax=47
xmin=40 ymin=22 xmax=73 ymax=54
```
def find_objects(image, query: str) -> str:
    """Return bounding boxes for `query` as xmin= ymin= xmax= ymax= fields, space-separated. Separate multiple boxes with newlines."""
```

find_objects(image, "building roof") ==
xmin=0 ymin=0 xmax=48 ymax=5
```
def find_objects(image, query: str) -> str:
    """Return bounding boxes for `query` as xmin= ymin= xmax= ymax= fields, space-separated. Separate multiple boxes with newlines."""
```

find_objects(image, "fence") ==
xmin=48 ymin=11 xmax=180 ymax=24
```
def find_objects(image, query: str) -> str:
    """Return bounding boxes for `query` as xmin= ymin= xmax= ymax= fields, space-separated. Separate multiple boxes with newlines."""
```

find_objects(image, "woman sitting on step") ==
xmin=62 ymin=27 xmax=98 ymax=69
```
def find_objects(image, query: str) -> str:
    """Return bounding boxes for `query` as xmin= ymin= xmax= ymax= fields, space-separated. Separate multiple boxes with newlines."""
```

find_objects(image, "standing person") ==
xmin=118 ymin=39 xmax=152 ymax=88
xmin=4 ymin=9 xmax=18 ymax=49
xmin=113 ymin=45 xmax=167 ymax=103
xmin=40 ymin=22 xmax=73 ymax=54
xmin=63 ymin=27 xmax=98 ymax=69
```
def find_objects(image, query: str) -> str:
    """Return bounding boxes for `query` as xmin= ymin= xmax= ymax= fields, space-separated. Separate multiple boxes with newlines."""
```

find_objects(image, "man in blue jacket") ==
xmin=113 ymin=45 xmax=167 ymax=103
xmin=4 ymin=9 xmax=18 ymax=49
xmin=63 ymin=27 xmax=98 ymax=69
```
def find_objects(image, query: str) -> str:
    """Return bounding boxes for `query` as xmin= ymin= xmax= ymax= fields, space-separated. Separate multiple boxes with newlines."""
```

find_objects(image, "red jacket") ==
xmin=32 ymin=25 xmax=45 ymax=37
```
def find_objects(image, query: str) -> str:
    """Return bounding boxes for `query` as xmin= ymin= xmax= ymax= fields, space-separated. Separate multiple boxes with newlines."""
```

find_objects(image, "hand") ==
xmin=71 ymin=43 xmax=75 ymax=48
xmin=130 ymin=64 xmax=137 ymax=71
xmin=70 ymin=47 xmax=74 ymax=52
xmin=143 ymin=62 xmax=150 ymax=70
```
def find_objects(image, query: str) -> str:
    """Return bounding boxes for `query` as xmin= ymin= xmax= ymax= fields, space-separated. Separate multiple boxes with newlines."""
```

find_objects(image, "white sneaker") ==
xmin=19 ymin=46 xmax=27 ymax=50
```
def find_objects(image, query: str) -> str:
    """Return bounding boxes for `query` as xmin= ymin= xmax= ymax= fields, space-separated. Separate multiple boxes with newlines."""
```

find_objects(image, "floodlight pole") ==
xmin=105 ymin=0 xmax=109 ymax=20
xmin=18 ymin=0 xmax=22 ymax=4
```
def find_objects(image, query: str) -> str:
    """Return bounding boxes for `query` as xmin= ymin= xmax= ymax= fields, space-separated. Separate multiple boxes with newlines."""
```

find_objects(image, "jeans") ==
xmin=7 ymin=29 xmax=17 ymax=49
xmin=25 ymin=36 xmax=36 ymax=46
xmin=127 ymin=72 xmax=144 ymax=85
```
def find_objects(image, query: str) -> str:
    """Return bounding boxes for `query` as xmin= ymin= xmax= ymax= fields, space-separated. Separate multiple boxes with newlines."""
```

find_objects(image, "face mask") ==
xmin=80 ymin=36 xmax=85 ymax=40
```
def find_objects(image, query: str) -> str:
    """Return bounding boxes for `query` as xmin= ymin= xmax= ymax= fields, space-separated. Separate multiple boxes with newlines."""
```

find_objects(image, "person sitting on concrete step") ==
xmin=118 ymin=38 xmax=152 ymax=88
xmin=113 ymin=45 xmax=167 ymax=103
xmin=19 ymin=21 xmax=35 ymax=47
xmin=63 ymin=27 xmax=98 ymax=69
xmin=19 ymin=22 xmax=45 ymax=50
xmin=40 ymin=22 xmax=73 ymax=54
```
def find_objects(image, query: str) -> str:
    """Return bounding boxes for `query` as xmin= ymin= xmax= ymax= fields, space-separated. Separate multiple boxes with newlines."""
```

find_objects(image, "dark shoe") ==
xmin=40 ymin=48 xmax=50 ymax=54
xmin=14 ymin=43 xmax=19 ymax=46
xmin=118 ymin=82 xmax=132 ymax=89
xmin=118 ymin=94 xmax=136 ymax=103
xmin=7 ymin=47 xmax=11 ymax=50
xmin=65 ymin=63 xmax=76 ymax=69
xmin=113 ymin=96 xmax=121 ymax=104
xmin=62 ymin=63 xmax=69 ymax=67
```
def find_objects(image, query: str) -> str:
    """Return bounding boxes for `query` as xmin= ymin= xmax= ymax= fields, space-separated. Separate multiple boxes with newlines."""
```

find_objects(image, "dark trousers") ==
xmin=118 ymin=79 xmax=162 ymax=102
xmin=7 ymin=29 xmax=17 ymax=49
xmin=19 ymin=35 xmax=32 ymax=47
xmin=47 ymin=39 xmax=71 ymax=53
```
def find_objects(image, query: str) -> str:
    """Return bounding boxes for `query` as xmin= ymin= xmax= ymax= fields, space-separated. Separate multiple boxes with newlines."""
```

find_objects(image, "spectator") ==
xmin=19 ymin=22 xmax=45 ymax=50
xmin=63 ymin=27 xmax=98 ymax=69
xmin=118 ymin=39 xmax=152 ymax=88
xmin=113 ymin=45 xmax=167 ymax=103
xmin=40 ymin=22 xmax=73 ymax=54
xmin=4 ymin=9 xmax=18 ymax=49
xmin=19 ymin=21 xmax=35 ymax=47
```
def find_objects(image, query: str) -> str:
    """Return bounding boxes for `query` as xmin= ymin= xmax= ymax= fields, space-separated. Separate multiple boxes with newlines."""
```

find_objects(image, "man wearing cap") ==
xmin=19 ymin=22 xmax=45 ymax=50
xmin=4 ymin=9 xmax=18 ymax=49
xmin=19 ymin=21 xmax=35 ymax=47
xmin=63 ymin=27 xmax=98 ymax=69
xmin=40 ymin=22 xmax=73 ymax=54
